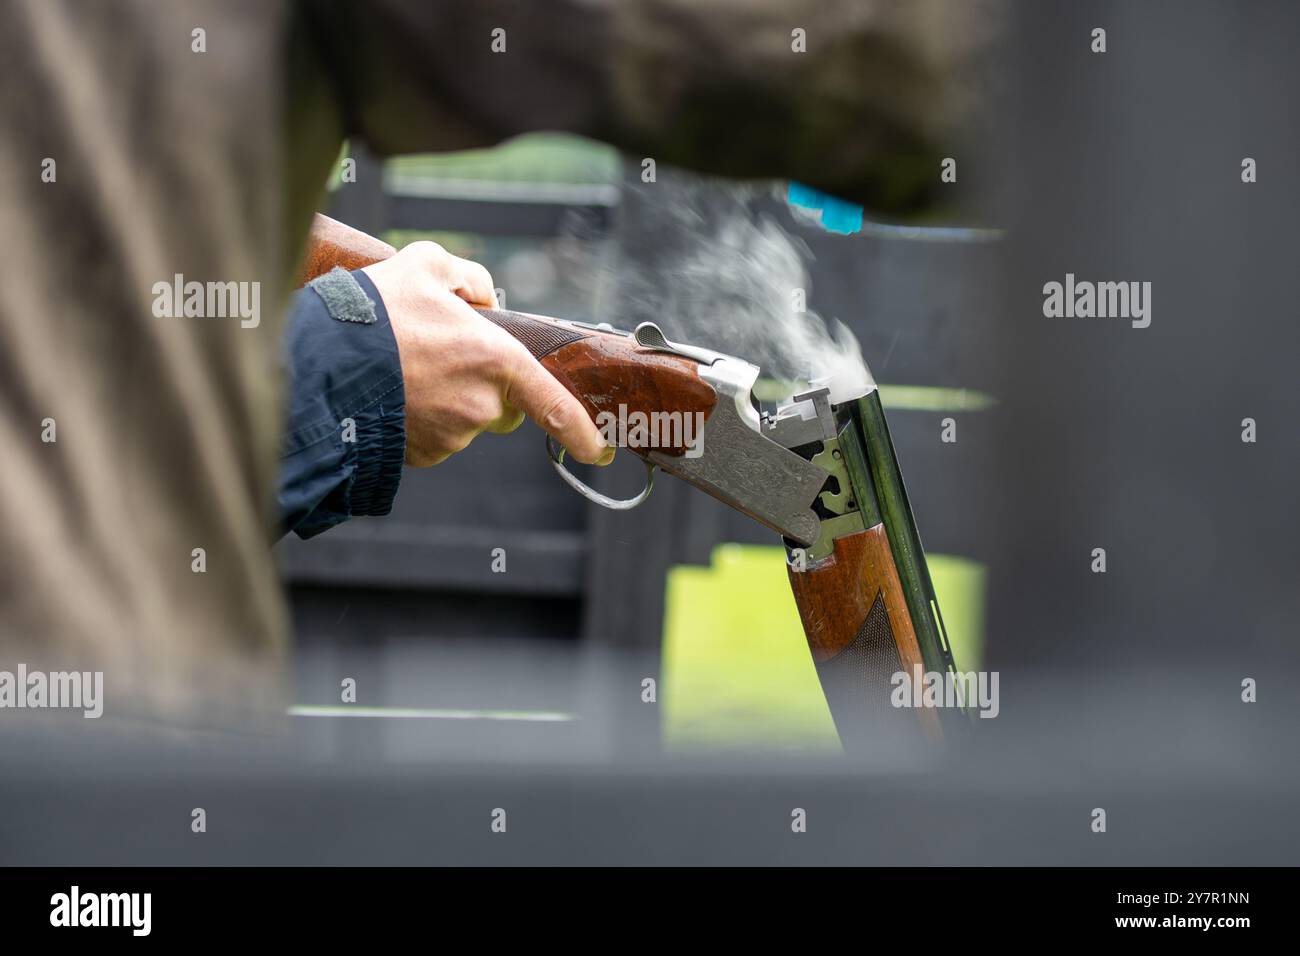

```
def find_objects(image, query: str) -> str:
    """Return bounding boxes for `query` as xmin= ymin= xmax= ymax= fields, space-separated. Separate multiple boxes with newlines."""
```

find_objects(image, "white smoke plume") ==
xmin=574 ymin=174 xmax=872 ymax=404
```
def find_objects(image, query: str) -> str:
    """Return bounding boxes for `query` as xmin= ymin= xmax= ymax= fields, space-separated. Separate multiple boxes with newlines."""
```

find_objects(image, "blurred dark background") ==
xmin=3 ymin=0 xmax=1298 ymax=867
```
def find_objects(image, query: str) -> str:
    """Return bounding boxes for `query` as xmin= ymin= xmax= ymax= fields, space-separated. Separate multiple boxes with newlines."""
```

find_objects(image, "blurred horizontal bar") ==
xmin=289 ymin=705 xmax=576 ymax=722
xmin=276 ymin=524 xmax=585 ymax=595
xmin=385 ymin=193 xmax=613 ymax=237
xmin=385 ymin=174 xmax=620 ymax=207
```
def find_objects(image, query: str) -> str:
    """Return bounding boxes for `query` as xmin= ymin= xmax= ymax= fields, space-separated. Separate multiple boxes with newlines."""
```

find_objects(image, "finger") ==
xmin=446 ymin=256 xmax=499 ymax=309
xmin=503 ymin=352 xmax=614 ymax=466
xmin=485 ymin=405 xmax=526 ymax=435
xmin=404 ymin=241 xmax=498 ymax=308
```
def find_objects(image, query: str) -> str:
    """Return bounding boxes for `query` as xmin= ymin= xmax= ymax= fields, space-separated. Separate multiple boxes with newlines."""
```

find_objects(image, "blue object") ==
xmin=786 ymin=182 xmax=863 ymax=235
xmin=278 ymin=269 xmax=407 ymax=539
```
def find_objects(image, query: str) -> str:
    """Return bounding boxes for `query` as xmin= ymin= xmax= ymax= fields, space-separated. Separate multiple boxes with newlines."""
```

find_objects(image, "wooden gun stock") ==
xmin=300 ymin=213 xmax=399 ymax=282
xmin=787 ymin=390 xmax=962 ymax=746
xmin=789 ymin=525 xmax=940 ymax=743
xmin=299 ymin=214 xmax=715 ymax=459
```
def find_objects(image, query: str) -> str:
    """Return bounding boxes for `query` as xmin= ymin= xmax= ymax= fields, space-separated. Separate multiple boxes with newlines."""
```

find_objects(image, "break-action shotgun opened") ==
xmin=302 ymin=214 xmax=968 ymax=747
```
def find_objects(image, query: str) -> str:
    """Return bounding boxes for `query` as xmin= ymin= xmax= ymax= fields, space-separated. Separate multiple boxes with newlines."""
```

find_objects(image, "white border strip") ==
xmin=288 ymin=705 xmax=576 ymax=723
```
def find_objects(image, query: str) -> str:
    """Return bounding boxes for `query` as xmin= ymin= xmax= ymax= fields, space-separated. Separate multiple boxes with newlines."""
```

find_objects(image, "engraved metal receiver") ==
xmin=546 ymin=320 xmax=830 ymax=547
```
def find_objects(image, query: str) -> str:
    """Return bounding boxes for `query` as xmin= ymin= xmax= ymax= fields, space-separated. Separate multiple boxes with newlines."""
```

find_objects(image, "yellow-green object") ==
xmin=661 ymin=544 xmax=985 ymax=751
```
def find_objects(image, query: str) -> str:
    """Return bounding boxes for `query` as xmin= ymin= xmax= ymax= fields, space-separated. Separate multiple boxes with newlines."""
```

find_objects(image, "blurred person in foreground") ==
xmin=0 ymin=0 xmax=994 ymax=724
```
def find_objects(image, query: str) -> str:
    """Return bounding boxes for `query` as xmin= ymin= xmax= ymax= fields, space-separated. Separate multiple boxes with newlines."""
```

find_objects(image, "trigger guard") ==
xmin=545 ymin=435 xmax=654 ymax=511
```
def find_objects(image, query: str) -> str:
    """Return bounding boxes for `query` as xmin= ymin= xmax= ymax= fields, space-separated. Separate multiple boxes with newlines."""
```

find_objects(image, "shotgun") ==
xmin=301 ymin=213 xmax=964 ymax=746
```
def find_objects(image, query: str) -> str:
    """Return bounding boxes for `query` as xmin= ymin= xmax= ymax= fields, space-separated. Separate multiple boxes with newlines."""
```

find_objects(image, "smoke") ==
xmin=576 ymin=174 xmax=872 ymax=404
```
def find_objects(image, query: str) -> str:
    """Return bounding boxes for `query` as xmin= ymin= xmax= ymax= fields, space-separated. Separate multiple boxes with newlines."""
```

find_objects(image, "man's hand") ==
xmin=362 ymin=241 xmax=614 ymax=468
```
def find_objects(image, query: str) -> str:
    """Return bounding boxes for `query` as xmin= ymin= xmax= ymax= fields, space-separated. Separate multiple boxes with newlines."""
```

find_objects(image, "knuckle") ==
xmin=539 ymin=395 xmax=575 ymax=436
xmin=408 ymin=240 xmax=446 ymax=261
xmin=476 ymin=332 xmax=516 ymax=380
xmin=471 ymin=394 xmax=505 ymax=428
xmin=498 ymin=409 xmax=525 ymax=434
xmin=445 ymin=430 xmax=476 ymax=456
xmin=494 ymin=337 xmax=533 ymax=379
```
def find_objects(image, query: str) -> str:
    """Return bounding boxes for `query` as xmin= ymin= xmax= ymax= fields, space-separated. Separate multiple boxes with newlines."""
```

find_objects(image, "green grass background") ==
xmin=662 ymin=545 xmax=985 ymax=752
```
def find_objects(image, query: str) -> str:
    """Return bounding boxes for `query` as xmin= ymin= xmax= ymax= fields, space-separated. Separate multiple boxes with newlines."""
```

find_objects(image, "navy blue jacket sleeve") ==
xmin=277 ymin=268 xmax=406 ymax=539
